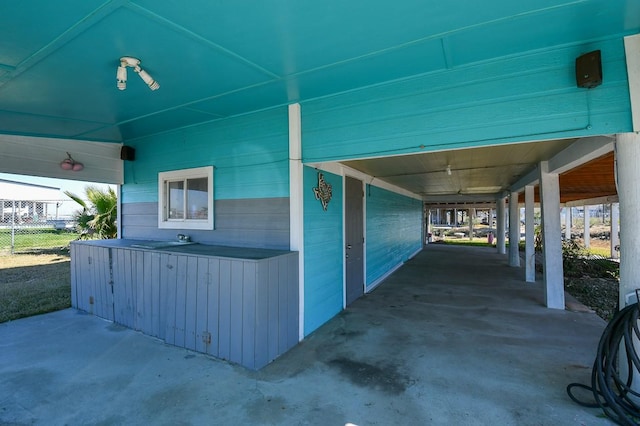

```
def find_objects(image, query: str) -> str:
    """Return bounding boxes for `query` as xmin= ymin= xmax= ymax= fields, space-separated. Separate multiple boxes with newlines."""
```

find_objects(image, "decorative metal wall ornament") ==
xmin=313 ymin=172 xmax=332 ymax=211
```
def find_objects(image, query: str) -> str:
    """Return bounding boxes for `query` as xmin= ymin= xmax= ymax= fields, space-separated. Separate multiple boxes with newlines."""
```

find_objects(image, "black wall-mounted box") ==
xmin=120 ymin=145 xmax=136 ymax=161
xmin=575 ymin=50 xmax=602 ymax=89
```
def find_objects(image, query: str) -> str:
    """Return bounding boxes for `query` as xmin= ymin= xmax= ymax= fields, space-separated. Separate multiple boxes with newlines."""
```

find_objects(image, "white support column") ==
xmin=565 ymin=207 xmax=572 ymax=240
xmin=496 ymin=196 xmax=506 ymax=255
xmin=611 ymin=203 xmax=620 ymax=259
xmin=508 ymin=192 xmax=521 ymax=267
xmin=525 ymin=185 xmax=536 ymax=282
xmin=539 ymin=161 xmax=564 ymax=309
xmin=583 ymin=204 xmax=590 ymax=249
xmin=288 ymin=103 xmax=305 ymax=340
xmin=469 ymin=208 xmax=475 ymax=241
xmin=616 ymin=133 xmax=640 ymax=308
xmin=426 ymin=209 xmax=432 ymax=244
xmin=116 ymin=184 xmax=122 ymax=238
xmin=489 ymin=208 xmax=495 ymax=243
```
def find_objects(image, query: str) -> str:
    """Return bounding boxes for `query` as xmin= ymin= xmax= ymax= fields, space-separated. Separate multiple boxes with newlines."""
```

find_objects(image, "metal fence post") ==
xmin=11 ymin=200 xmax=15 ymax=254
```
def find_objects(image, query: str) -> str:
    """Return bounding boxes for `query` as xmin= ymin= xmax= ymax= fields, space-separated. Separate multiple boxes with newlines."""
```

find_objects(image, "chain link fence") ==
xmin=0 ymin=199 xmax=80 ymax=254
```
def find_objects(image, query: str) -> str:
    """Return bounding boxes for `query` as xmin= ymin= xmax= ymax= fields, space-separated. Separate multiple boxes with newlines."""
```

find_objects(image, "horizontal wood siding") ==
xmin=366 ymin=186 xmax=423 ymax=287
xmin=121 ymin=198 xmax=290 ymax=250
xmin=302 ymin=37 xmax=632 ymax=162
xmin=303 ymin=167 xmax=344 ymax=336
xmin=121 ymin=107 xmax=289 ymax=204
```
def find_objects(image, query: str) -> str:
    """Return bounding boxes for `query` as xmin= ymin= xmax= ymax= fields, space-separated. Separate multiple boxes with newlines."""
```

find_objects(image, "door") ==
xmin=345 ymin=176 xmax=364 ymax=306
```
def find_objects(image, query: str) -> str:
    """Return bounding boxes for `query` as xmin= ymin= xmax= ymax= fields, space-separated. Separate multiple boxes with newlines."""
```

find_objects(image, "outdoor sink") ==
xmin=130 ymin=241 xmax=196 ymax=249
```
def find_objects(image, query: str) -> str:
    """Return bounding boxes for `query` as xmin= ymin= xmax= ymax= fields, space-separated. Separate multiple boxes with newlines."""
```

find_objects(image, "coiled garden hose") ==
xmin=567 ymin=297 xmax=640 ymax=426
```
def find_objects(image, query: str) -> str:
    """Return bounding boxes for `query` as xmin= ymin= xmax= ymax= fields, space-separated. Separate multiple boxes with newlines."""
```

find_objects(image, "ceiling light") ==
xmin=60 ymin=152 xmax=84 ymax=171
xmin=136 ymin=68 xmax=159 ymax=90
xmin=116 ymin=57 xmax=159 ymax=91
xmin=463 ymin=186 xmax=503 ymax=194
xmin=116 ymin=65 xmax=127 ymax=90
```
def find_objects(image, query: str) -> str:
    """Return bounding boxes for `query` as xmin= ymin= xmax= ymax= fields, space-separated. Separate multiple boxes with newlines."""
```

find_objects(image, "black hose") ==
xmin=567 ymin=300 xmax=640 ymax=425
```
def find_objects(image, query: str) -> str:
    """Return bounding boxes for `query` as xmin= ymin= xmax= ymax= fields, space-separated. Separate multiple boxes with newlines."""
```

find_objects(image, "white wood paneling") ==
xmin=625 ymin=34 xmax=640 ymax=132
xmin=0 ymin=134 xmax=122 ymax=184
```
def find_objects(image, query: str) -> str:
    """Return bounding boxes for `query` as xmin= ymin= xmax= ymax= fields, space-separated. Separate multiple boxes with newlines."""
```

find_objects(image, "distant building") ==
xmin=0 ymin=179 xmax=63 ymax=223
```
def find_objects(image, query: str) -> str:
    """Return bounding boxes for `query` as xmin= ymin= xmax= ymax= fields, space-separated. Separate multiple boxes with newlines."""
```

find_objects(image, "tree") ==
xmin=64 ymin=186 xmax=117 ymax=239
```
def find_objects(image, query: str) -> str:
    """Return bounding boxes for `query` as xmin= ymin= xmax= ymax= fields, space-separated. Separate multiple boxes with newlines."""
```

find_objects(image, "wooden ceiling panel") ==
xmin=517 ymin=152 xmax=616 ymax=204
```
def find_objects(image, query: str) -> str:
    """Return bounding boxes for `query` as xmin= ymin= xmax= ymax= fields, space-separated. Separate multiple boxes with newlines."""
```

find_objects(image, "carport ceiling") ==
xmin=343 ymin=139 xmax=579 ymax=199
xmin=0 ymin=1 xmax=638 ymax=143
xmin=344 ymin=140 xmax=618 ymax=203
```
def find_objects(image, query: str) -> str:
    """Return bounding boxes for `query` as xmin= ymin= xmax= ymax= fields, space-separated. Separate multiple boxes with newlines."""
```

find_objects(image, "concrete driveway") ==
xmin=1 ymin=244 xmax=611 ymax=425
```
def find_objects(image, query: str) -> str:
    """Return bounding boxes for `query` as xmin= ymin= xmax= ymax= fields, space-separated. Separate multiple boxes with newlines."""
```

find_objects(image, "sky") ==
xmin=0 ymin=172 xmax=115 ymax=218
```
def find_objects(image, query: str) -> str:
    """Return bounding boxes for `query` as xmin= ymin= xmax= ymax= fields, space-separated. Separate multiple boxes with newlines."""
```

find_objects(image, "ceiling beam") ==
xmin=312 ymin=161 xmax=423 ymax=200
xmin=510 ymin=135 xmax=615 ymax=193
xmin=564 ymin=195 xmax=619 ymax=207
xmin=510 ymin=166 xmax=539 ymax=193
xmin=424 ymin=193 xmax=500 ymax=204
xmin=425 ymin=202 xmax=497 ymax=209
xmin=547 ymin=135 xmax=614 ymax=175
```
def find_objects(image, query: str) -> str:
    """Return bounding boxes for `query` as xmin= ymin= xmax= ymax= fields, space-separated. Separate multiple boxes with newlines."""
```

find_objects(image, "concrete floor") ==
xmin=1 ymin=244 xmax=612 ymax=425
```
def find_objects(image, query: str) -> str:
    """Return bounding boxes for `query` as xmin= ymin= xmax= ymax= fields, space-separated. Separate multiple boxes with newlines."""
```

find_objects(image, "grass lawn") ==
xmin=0 ymin=229 xmax=79 ymax=253
xmin=586 ymin=245 xmax=611 ymax=258
xmin=437 ymin=237 xmax=494 ymax=247
xmin=0 ymin=250 xmax=71 ymax=323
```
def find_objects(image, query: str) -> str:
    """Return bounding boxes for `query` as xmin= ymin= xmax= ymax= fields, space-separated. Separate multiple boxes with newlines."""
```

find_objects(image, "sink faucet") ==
xmin=177 ymin=233 xmax=191 ymax=242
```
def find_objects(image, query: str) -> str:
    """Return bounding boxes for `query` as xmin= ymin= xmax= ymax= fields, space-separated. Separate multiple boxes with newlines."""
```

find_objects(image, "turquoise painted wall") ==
xmin=121 ymin=107 xmax=289 ymax=204
xmin=301 ymin=37 xmax=631 ymax=162
xmin=366 ymin=186 xmax=423 ymax=288
xmin=303 ymin=167 xmax=343 ymax=336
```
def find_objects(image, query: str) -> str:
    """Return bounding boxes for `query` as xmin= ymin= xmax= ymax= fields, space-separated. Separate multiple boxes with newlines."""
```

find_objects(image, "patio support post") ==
xmin=583 ymin=204 xmax=590 ymax=248
xmin=565 ymin=207 xmax=571 ymax=240
xmin=497 ymin=196 xmax=506 ymax=255
xmin=611 ymin=203 xmax=619 ymax=259
xmin=10 ymin=200 xmax=15 ymax=254
xmin=539 ymin=161 xmax=564 ymax=309
xmin=489 ymin=208 xmax=495 ymax=241
xmin=509 ymin=191 xmax=520 ymax=267
xmin=615 ymin=133 xmax=640 ymax=308
xmin=116 ymin=185 xmax=122 ymax=239
xmin=469 ymin=208 xmax=475 ymax=241
xmin=525 ymin=185 xmax=535 ymax=282
xmin=288 ymin=103 xmax=304 ymax=340
xmin=426 ymin=208 xmax=432 ymax=245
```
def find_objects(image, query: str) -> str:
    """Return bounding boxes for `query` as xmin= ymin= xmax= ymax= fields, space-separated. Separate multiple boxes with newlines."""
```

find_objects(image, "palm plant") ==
xmin=64 ymin=186 xmax=117 ymax=239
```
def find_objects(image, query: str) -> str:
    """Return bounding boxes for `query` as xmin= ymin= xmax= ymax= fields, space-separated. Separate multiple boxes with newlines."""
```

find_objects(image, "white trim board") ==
xmin=308 ymin=161 xmax=422 ymax=200
xmin=0 ymin=134 xmax=123 ymax=184
xmin=625 ymin=34 xmax=640 ymax=132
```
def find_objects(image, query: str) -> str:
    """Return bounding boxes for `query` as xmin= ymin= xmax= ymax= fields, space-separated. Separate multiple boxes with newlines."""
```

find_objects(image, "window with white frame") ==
xmin=158 ymin=166 xmax=214 ymax=230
